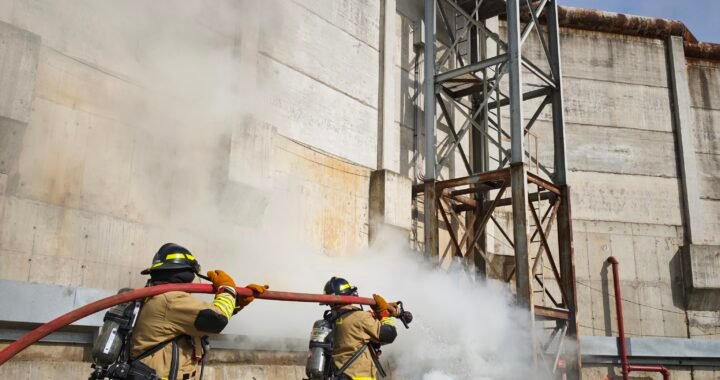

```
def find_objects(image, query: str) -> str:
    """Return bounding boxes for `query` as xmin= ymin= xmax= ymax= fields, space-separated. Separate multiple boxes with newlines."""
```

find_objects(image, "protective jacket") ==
xmin=131 ymin=290 xmax=236 ymax=380
xmin=332 ymin=305 xmax=397 ymax=380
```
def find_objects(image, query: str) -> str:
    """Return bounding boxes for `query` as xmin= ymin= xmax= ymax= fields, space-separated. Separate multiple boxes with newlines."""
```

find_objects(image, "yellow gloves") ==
xmin=372 ymin=294 xmax=388 ymax=314
xmin=373 ymin=294 xmax=403 ymax=318
xmin=233 ymin=283 xmax=269 ymax=314
xmin=205 ymin=271 xmax=268 ymax=316
xmin=207 ymin=270 xmax=236 ymax=293
xmin=246 ymin=283 xmax=269 ymax=294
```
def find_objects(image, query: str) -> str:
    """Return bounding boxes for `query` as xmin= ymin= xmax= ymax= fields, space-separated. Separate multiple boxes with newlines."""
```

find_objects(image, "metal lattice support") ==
xmin=414 ymin=0 xmax=580 ymax=378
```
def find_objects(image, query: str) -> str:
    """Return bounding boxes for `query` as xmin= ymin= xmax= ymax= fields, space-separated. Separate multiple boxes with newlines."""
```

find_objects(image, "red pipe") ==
xmin=607 ymin=257 xmax=670 ymax=380
xmin=0 ymin=283 xmax=376 ymax=366
xmin=607 ymin=256 xmax=629 ymax=379
xmin=629 ymin=365 xmax=670 ymax=380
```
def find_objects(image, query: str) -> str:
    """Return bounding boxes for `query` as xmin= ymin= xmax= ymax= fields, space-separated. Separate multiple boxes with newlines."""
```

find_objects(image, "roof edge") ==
xmin=556 ymin=6 xmax=697 ymax=43
xmin=509 ymin=5 xmax=720 ymax=61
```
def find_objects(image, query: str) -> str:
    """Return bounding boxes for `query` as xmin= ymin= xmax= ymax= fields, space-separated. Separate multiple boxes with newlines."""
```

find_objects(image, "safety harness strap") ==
xmin=130 ymin=335 xmax=187 ymax=380
xmin=131 ymin=336 xmax=179 ymax=363
xmin=367 ymin=345 xmax=387 ymax=378
xmin=169 ymin=339 xmax=179 ymax=380
xmin=335 ymin=344 xmax=368 ymax=376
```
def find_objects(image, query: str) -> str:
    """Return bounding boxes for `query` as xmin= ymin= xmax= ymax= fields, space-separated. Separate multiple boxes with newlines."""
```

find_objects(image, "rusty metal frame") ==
xmin=415 ymin=0 xmax=578 ymax=377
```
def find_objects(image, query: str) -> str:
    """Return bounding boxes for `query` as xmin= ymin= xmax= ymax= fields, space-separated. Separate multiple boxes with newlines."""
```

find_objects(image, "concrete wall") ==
xmin=0 ymin=1 xmax=381 ymax=378
xmin=0 ymin=0 xmax=379 ymax=288
xmin=515 ymin=25 xmax=688 ymax=350
xmin=688 ymin=60 xmax=720 ymax=244
xmin=686 ymin=59 xmax=720 ymax=351
xmin=516 ymin=25 xmax=720 ymax=379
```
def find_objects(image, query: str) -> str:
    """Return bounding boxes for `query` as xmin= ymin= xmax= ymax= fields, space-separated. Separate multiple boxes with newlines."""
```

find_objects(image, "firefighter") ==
xmin=324 ymin=277 xmax=399 ymax=380
xmin=131 ymin=243 xmax=268 ymax=380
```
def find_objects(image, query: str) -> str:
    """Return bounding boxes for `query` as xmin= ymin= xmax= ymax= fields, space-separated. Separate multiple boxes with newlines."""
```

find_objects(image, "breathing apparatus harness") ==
xmin=88 ymin=283 xmax=210 ymax=380
xmin=305 ymin=302 xmax=413 ymax=380
xmin=90 ymin=244 xmax=212 ymax=380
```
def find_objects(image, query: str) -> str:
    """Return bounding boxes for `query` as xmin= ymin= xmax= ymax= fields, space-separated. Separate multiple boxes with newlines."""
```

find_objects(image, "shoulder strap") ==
xmin=335 ymin=344 xmax=368 ymax=376
xmin=326 ymin=308 xmax=360 ymax=324
xmin=169 ymin=338 xmax=180 ymax=380
xmin=131 ymin=336 xmax=185 ymax=380
xmin=131 ymin=336 xmax=177 ymax=363
xmin=368 ymin=345 xmax=387 ymax=378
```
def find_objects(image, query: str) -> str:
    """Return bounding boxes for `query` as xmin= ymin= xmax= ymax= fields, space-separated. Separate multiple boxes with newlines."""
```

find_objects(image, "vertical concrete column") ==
xmin=0 ymin=22 xmax=40 ymax=198
xmin=506 ymin=0 xmax=532 ymax=313
xmin=377 ymin=0 xmax=399 ymax=173
xmin=422 ymin=0 xmax=439 ymax=258
xmin=667 ymin=35 xmax=702 ymax=245
xmin=369 ymin=170 xmax=412 ymax=244
xmin=370 ymin=0 xmax=408 ymax=245
xmin=0 ymin=21 xmax=40 ymax=125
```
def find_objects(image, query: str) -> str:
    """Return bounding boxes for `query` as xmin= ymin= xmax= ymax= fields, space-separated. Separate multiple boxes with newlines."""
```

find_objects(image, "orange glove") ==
xmin=246 ymin=283 xmax=269 ymax=294
xmin=372 ymin=294 xmax=389 ymax=317
xmin=233 ymin=283 xmax=269 ymax=314
xmin=206 ymin=270 xmax=236 ymax=294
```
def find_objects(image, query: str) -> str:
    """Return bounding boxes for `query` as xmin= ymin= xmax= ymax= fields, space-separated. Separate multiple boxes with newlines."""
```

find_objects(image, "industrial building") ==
xmin=0 ymin=0 xmax=718 ymax=379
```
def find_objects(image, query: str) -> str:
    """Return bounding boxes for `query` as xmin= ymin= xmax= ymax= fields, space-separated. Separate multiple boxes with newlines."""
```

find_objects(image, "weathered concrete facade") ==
xmin=0 ymin=1 xmax=381 ymax=378
xmin=0 ymin=1 xmax=718 ymax=379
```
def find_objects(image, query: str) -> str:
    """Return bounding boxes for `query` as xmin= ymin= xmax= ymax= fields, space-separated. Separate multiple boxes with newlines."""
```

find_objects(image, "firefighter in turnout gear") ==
xmin=325 ymin=277 xmax=399 ymax=380
xmin=131 ymin=243 xmax=268 ymax=380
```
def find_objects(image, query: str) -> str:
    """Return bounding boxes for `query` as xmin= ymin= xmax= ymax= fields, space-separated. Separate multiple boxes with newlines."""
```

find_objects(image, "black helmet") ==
xmin=324 ymin=277 xmax=357 ymax=296
xmin=140 ymin=243 xmax=201 ymax=275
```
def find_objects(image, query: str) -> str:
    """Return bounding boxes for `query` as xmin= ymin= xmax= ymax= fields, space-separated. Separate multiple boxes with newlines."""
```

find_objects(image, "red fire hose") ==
xmin=0 ymin=283 xmax=376 ymax=366
xmin=607 ymin=257 xmax=670 ymax=380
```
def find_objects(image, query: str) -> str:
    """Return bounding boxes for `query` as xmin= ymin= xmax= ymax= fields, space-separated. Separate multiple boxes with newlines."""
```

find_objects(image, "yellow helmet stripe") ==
xmin=165 ymin=253 xmax=195 ymax=261
xmin=339 ymin=283 xmax=352 ymax=291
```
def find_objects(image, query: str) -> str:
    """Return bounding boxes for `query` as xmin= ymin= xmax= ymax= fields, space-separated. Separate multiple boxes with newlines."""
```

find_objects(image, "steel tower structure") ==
xmin=414 ymin=0 xmax=579 ymax=377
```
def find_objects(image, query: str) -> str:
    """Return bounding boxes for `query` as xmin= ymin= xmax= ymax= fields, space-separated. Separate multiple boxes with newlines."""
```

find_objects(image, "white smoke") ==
xmin=211 ymin=214 xmax=544 ymax=380
xmin=115 ymin=0 xmax=544 ymax=377
xmin=23 ymin=1 xmax=549 ymax=378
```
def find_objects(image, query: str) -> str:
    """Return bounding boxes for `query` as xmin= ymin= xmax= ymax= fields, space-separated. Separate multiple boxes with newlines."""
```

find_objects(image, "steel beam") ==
xmin=547 ymin=3 xmax=578 ymax=378
xmin=534 ymin=305 xmax=570 ymax=321
xmin=528 ymin=172 xmax=562 ymax=194
xmin=507 ymin=0 xmax=524 ymax=164
xmin=436 ymin=167 xmax=510 ymax=191
xmin=453 ymin=191 xmax=554 ymax=212
xmin=547 ymin=0 xmax=567 ymax=185
xmin=424 ymin=181 xmax=439 ymax=258
xmin=485 ymin=86 xmax=550 ymax=112
xmin=437 ymin=95 xmax=472 ymax=173
xmin=469 ymin=12 xmax=489 ymax=278
xmin=510 ymin=164 xmax=532 ymax=311
xmin=435 ymin=54 xmax=508 ymax=83
xmin=558 ymin=186 xmax=580 ymax=378
xmin=423 ymin=0 xmax=436 ymax=181
xmin=423 ymin=0 xmax=438 ymax=258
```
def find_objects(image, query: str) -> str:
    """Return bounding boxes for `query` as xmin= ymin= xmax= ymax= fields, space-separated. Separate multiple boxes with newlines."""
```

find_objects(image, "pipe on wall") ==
xmin=607 ymin=256 xmax=671 ymax=380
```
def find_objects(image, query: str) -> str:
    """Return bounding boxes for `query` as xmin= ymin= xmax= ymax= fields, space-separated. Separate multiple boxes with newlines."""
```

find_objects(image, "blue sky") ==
xmin=558 ymin=0 xmax=720 ymax=42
